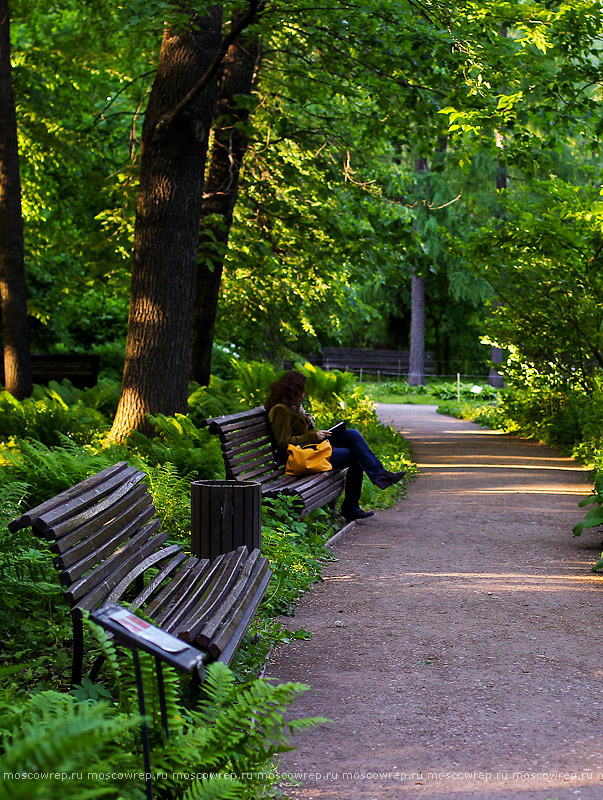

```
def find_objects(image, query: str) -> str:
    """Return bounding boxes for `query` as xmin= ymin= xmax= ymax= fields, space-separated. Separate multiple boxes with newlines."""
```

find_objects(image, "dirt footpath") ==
xmin=265 ymin=405 xmax=603 ymax=800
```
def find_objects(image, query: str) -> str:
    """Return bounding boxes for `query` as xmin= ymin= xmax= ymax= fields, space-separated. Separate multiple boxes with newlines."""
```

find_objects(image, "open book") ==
xmin=328 ymin=420 xmax=347 ymax=439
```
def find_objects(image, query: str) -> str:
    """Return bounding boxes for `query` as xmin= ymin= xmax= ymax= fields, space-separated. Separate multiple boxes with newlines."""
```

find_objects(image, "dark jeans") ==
xmin=329 ymin=428 xmax=384 ymax=509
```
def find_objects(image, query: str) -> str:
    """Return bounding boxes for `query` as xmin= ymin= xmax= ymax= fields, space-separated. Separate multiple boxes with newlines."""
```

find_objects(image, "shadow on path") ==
xmin=266 ymin=405 xmax=603 ymax=800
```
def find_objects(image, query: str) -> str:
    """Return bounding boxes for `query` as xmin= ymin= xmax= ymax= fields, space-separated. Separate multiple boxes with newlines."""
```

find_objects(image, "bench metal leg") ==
xmin=71 ymin=616 xmax=84 ymax=688
xmin=89 ymin=653 xmax=107 ymax=683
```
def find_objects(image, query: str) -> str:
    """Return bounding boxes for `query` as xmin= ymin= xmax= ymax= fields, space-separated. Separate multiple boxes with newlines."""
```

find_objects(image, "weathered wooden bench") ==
xmin=0 ymin=353 xmax=101 ymax=389
xmin=9 ymin=462 xmax=271 ymax=686
xmin=204 ymin=406 xmax=346 ymax=517
xmin=308 ymin=347 xmax=436 ymax=378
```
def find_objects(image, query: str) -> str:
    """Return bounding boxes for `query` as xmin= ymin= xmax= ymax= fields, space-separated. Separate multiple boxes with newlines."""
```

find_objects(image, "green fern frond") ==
xmin=183 ymin=776 xmax=243 ymax=800
xmin=0 ymin=482 xmax=31 ymax=527
xmin=198 ymin=662 xmax=237 ymax=724
xmin=0 ymin=692 xmax=137 ymax=799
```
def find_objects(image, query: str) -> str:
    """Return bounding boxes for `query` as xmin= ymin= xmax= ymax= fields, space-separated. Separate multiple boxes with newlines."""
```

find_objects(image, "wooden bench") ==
xmin=8 ymin=462 xmax=272 ymax=686
xmin=204 ymin=406 xmax=347 ymax=517
xmin=1 ymin=354 xmax=100 ymax=389
xmin=308 ymin=347 xmax=436 ymax=378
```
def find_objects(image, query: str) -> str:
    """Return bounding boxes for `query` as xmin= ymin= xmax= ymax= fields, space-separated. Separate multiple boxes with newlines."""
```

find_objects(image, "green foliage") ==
xmin=228 ymin=360 xmax=281 ymax=408
xmin=0 ymin=384 xmax=109 ymax=447
xmin=0 ymin=692 xmax=137 ymax=799
xmin=0 ymin=482 xmax=62 ymax=633
xmin=138 ymin=462 xmax=193 ymax=545
xmin=260 ymin=498 xmax=336 ymax=617
xmin=0 ymin=654 xmax=324 ymax=800
xmin=128 ymin=414 xmax=224 ymax=482
xmin=437 ymin=399 xmax=505 ymax=430
xmin=573 ymin=475 xmax=603 ymax=540
xmin=155 ymin=660 xmax=327 ymax=799
xmin=187 ymin=377 xmax=242 ymax=426
xmin=0 ymin=437 xmax=121 ymax=507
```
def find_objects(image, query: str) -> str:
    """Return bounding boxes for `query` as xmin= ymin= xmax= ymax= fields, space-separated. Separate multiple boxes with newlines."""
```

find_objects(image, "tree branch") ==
xmin=155 ymin=0 xmax=266 ymax=134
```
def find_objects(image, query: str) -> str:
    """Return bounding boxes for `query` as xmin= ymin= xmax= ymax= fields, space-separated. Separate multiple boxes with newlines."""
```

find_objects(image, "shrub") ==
xmin=0 ymin=657 xmax=325 ymax=800
xmin=127 ymin=414 xmax=225 ymax=481
xmin=0 ymin=385 xmax=109 ymax=447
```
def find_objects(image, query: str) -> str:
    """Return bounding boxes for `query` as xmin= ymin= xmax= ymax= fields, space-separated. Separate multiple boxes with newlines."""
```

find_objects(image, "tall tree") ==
xmin=191 ymin=19 xmax=259 ymax=385
xmin=108 ymin=5 xmax=224 ymax=441
xmin=0 ymin=0 xmax=30 ymax=399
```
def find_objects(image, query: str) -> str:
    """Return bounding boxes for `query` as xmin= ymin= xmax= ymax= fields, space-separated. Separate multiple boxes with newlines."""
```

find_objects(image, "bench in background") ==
xmin=308 ymin=347 xmax=436 ymax=378
xmin=204 ymin=406 xmax=346 ymax=517
xmin=0 ymin=353 xmax=100 ymax=389
xmin=9 ymin=462 xmax=271 ymax=686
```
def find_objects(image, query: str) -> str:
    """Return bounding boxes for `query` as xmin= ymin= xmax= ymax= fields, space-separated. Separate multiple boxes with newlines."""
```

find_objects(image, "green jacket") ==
xmin=267 ymin=403 xmax=321 ymax=452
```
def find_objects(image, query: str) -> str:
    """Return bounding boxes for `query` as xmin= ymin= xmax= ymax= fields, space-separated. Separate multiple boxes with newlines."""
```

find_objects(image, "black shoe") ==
xmin=373 ymin=470 xmax=406 ymax=490
xmin=341 ymin=506 xmax=375 ymax=522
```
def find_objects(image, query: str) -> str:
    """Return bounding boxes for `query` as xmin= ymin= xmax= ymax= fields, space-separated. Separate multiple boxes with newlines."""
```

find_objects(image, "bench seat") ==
xmin=9 ymin=462 xmax=271 ymax=684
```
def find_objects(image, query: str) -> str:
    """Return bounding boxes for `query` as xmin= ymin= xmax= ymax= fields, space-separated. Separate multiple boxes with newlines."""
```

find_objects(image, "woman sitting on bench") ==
xmin=265 ymin=370 xmax=405 ymax=521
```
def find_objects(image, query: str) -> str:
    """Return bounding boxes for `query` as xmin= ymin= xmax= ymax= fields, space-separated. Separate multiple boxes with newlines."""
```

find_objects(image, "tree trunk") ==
xmin=489 ymin=345 xmax=505 ymax=387
xmin=191 ymin=24 xmax=259 ymax=385
xmin=408 ymin=270 xmax=426 ymax=385
xmin=108 ymin=7 xmax=223 ymax=441
xmin=408 ymin=156 xmax=428 ymax=386
xmin=0 ymin=0 xmax=31 ymax=399
xmin=488 ymin=146 xmax=507 ymax=388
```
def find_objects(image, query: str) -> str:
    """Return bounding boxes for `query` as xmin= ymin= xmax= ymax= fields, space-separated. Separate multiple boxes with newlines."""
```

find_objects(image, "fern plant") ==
xmin=71 ymin=624 xmax=326 ymax=800
xmin=138 ymin=461 xmax=193 ymax=544
xmin=0 ymin=691 xmax=139 ymax=800
xmin=1 ymin=436 xmax=123 ymax=507
xmin=229 ymin=360 xmax=281 ymax=408
xmin=154 ymin=661 xmax=327 ymax=800
xmin=0 ymin=483 xmax=62 ymax=641
xmin=128 ymin=414 xmax=224 ymax=481
xmin=0 ymin=386 xmax=109 ymax=446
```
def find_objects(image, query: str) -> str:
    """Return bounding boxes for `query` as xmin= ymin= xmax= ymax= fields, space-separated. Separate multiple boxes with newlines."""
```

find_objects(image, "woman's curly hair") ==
xmin=264 ymin=370 xmax=307 ymax=411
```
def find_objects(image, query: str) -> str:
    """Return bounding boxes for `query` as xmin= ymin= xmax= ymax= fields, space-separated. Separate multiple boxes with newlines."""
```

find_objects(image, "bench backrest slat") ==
xmin=8 ymin=462 xmax=131 ymax=533
xmin=227 ymin=442 xmax=274 ymax=465
xmin=67 ymin=519 xmax=164 ymax=603
xmin=43 ymin=472 xmax=146 ymax=539
xmin=76 ymin=530 xmax=169 ymax=613
xmin=319 ymin=347 xmax=436 ymax=374
xmin=228 ymin=450 xmax=277 ymax=475
xmin=60 ymin=510 xmax=158 ymax=584
xmin=229 ymin=461 xmax=281 ymax=483
xmin=224 ymin=438 xmax=273 ymax=460
xmin=207 ymin=408 xmax=267 ymax=432
xmin=12 ymin=465 xmax=170 ymax=614
xmin=51 ymin=484 xmax=150 ymax=554
xmin=205 ymin=406 xmax=281 ymax=484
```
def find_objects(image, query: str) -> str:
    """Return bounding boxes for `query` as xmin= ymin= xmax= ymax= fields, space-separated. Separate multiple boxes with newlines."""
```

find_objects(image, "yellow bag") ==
xmin=285 ymin=441 xmax=333 ymax=476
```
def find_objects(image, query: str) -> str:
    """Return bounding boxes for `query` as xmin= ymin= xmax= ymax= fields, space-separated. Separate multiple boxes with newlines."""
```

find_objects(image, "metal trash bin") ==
xmin=191 ymin=480 xmax=261 ymax=560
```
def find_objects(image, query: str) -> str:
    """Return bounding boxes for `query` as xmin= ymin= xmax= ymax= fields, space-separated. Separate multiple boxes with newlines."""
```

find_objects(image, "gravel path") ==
xmin=265 ymin=404 xmax=603 ymax=800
